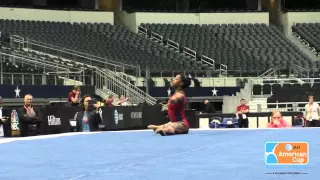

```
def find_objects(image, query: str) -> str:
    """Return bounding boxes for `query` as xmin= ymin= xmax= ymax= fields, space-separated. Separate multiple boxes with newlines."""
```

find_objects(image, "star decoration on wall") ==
xmin=14 ymin=86 xmax=21 ymax=98
xmin=167 ymin=88 xmax=171 ymax=97
xmin=212 ymin=87 xmax=218 ymax=96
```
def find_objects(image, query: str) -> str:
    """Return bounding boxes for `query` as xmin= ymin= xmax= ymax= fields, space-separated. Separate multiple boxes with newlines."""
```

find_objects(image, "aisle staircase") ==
xmin=248 ymin=98 xmax=268 ymax=112
xmin=9 ymin=35 xmax=157 ymax=105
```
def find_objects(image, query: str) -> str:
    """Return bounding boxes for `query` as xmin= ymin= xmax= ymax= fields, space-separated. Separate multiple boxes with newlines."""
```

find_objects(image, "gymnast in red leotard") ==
xmin=147 ymin=73 xmax=191 ymax=136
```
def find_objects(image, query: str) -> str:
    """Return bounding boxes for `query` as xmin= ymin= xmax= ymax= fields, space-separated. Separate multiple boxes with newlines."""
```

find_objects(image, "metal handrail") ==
xmin=259 ymin=65 xmax=280 ymax=78
xmin=292 ymin=31 xmax=320 ymax=56
xmin=9 ymin=35 xmax=140 ymax=72
xmin=293 ymin=64 xmax=310 ymax=72
xmin=201 ymin=55 xmax=215 ymax=68
xmin=259 ymin=68 xmax=274 ymax=77
xmin=100 ymin=68 xmax=156 ymax=104
xmin=15 ymin=37 xmax=120 ymax=68
xmin=219 ymin=64 xmax=227 ymax=76
xmin=138 ymin=26 xmax=148 ymax=37
xmin=151 ymin=32 xmax=163 ymax=42
xmin=1 ymin=46 xmax=71 ymax=70
xmin=139 ymin=25 xmax=218 ymax=70
xmin=0 ymin=52 xmax=70 ymax=72
xmin=48 ymin=71 xmax=84 ymax=75
xmin=183 ymin=47 xmax=196 ymax=60
xmin=292 ymin=64 xmax=310 ymax=78
xmin=7 ymin=36 xmax=156 ymax=104
xmin=95 ymin=68 xmax=157 ymax=105
xmin=12 ymin=50 xmax=80 ymax=71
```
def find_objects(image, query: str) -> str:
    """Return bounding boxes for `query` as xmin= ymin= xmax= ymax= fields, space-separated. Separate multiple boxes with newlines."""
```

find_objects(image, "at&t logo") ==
xmin=114 ymin=110 xmax=119 ymax=125
xmin=114 ymin=110 xmax=123 ymax=125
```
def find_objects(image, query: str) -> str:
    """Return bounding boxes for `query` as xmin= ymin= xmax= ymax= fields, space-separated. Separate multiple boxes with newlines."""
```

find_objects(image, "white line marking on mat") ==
xmin=67 ymin=140 xmax=228 ymax=180
xmin=1 ymin=127 xmax=313 ymax=144
xmin=106 ymin=127 xmax=312 ymax=133
xmin=0 ymin=132 xmax=102 ymax=144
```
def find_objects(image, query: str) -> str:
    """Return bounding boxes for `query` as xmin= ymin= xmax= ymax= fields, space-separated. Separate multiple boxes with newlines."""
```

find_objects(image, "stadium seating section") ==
xmin=292 ymin=23 xmax=320 ymax=53
xmin=253 ymin=83 xmax=320 ymax=108
xmin=287 ymin=9 xmax=320 ymax=12
xmin=129 ymin=9 xmax=261 ymax=13
xmin=0 ymin=62 xmax=63 ymax=86
xmin=140 ymin=23 xmax=315 ymax=74
xmin=0 ymin=19 xmax=209 ymax=73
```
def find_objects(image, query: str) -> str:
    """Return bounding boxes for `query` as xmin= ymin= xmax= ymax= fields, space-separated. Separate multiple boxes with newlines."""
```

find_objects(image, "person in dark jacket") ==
xmin=76 ymin=95 xmax=102 ymax=132
xmin=204 ymin=100 xmax=216 ymax=113
xmin=17 ymin=94 xmax=42 ymax=137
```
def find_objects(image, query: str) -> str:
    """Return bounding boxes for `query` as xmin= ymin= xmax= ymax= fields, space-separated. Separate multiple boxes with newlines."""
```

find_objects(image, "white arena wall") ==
xmin=116 ymin=11 xmax=269 ymax=33
xmin=0 ymin=7 xmax=114 ymax=24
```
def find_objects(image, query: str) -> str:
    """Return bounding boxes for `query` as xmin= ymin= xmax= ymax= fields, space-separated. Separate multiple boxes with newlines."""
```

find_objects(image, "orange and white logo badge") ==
xmin=265 ymin=141 xmax=309 ymax=165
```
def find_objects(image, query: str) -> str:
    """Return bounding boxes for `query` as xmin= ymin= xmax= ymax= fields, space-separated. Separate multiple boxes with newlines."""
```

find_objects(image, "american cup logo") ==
xmin=265 ymin=141 xmax=309 ymax=165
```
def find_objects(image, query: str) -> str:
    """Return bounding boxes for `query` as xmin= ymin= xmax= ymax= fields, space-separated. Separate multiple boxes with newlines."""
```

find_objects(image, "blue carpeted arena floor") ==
xmin=0 ymin=128 xmax=318 ymax=180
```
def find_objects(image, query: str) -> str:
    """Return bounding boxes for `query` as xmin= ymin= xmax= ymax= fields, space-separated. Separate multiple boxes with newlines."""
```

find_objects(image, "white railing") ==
xmin=292 ymin=31 xmax=320 ymax=58
xmin=183 ymin=47 xmax=196 ymax=60
xmin=167 ymin=39 xmax=179 ymax=52
xmin=219 ymin=64 xmax=227 ymax=76
xmin=9 ymin=35 xmax=141 ymax=75
xmin=138 ymin=25 xmax=216 ymax=70
xmin=0 ymin=51 xmax=70 ymax=72
xmin=201 ymin=55 xmax=215 ymax=69
xmin=8 ymin=36 xmax=157 ymax=105
xmin=256 ymin=101 xmax=316 ymax=113
xmin=137 ymin=26 xmax=148 ymax=37
xmin=252 ymin=77 xmax=320 ymax=85
xmin=291 ymin=64 xmax=310 ymax=78
xmin=94 ymin=68 xmax=157 ymax=105
xmin=258 ymin=66 xmax=280 ymax=78
xmin=150 ymin=32 xmax=163 ymax=42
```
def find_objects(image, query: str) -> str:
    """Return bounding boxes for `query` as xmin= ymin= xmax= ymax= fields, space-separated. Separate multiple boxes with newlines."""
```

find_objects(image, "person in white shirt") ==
xmin=117 ymin=95 xmax=129 ymax=106
xmin=304 ymin=95 xmax=320 ymax=127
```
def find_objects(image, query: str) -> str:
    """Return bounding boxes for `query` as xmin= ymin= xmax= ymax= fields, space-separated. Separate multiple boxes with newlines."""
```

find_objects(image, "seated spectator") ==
xmin=117 ymin=95 xmax=129 ymax=106
xmin=17 ymin=94 xmax=42 ymax=136
xmin=105 ymin=95 xmax=115 ymax=108
xmin=68 ymin=86 xmax=81 ymax=106
xmin=267 ymin=110 xmax=291 ymax=128
xmin=76 ymin=95 xmax=102 ymax=132
xmin=106 ymin=95 xmax=118 ymax=108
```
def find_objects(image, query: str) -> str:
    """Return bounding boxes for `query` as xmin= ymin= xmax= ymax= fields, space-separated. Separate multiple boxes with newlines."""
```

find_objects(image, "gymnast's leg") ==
xmin=147 ymin=122 xmax=173 ymax=131
xmin=174 ymin=122 xmax=189 ymax=134
xmin=155 ymin=122 xmax=189 ymax=136
xmin=155 ymin=125 xmax=175 ymax=136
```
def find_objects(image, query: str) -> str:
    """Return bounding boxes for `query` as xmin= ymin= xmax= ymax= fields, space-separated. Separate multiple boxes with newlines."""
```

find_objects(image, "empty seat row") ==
xmin=141 ymin=23 xmax=313 ymax=74
xmin=253 ymin=83 xmax=320 ymax=107
xmin=0 ymin=19 xmax=211 ymax=74
xmin=292 ymin=23 xmax=320 ymax=54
